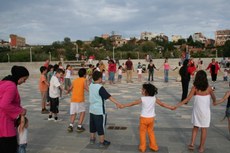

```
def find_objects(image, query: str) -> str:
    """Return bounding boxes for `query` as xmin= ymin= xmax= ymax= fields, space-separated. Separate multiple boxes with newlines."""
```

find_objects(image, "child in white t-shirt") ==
xmin=16 ymin=115 xmax=28 ymax=153
xmin=117 ymin=66 xmax=123 ymax=83
xmin=137 ymin=63 xmax=142 ymax=82
xmin=120 ymin=83 xmax=174 ymax=152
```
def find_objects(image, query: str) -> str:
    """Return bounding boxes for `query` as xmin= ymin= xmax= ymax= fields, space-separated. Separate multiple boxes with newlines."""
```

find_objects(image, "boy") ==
xmin=39 ymin=66 xmax=49 ymax=114
xmin=48 ymin=68 xmax=66 ymax=122
xmin=89 ymin=71 xmax=122 ymax=147
xmin=67 ymin=68 xmax=88 ymax=132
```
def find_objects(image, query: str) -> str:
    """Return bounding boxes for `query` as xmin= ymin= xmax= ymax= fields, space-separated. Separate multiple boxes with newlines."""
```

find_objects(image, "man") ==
xmin=125 ymin=57 xmax=134 ymax=83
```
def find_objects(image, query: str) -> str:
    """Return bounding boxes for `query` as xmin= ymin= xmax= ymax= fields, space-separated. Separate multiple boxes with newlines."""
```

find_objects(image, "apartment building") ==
xmin=172 ymin=35 xmax=182 ymax=42
xmin=110 ymin=34 xmax=127 ymax=47
xmin=140 ymin=32 xmax=157 ymax=40
xmin=215 ymin=29 xmax=230 ymax=46
xmin=9 ymin=34 xmax=26 ymax=48
xmin=192 ymin=32 xmax=206 ymax=43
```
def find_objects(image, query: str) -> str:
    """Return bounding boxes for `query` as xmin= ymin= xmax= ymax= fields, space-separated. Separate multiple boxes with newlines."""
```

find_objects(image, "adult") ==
xmin=99 ymin=61 xmax=106 ymax=72
xmin=108 ymin=59 xmax=116 ymax=84
xmin=0 ymin=65 xmax=29 ymax=153
xmin=147 ymin=60 xmax=158 ymax=82
xmin=206 ymin=58 xmax=220 ymax=82
xmin=179 ymin=59 xmax=190 ymax=101
xmin=163 ymin=58 xmax=171 ymax=82
xmin=44 ymin=59 xmax=50 ymax=68
xmin=125 ymin=57 xmax=134 ymax=83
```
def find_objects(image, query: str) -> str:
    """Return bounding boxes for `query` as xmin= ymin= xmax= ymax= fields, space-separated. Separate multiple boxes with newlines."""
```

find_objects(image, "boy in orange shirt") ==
xmin=39 ymin=66 xmax=49 ymax=114
xmin=67 ymin=68 xmax=89 ymax=132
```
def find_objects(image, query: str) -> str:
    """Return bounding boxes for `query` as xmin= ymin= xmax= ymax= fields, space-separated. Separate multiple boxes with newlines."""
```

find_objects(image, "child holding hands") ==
xmin=174 ymin=70 xmax=216 ymax=153
xmin=120 ymin=83 xmax=175 ymax=152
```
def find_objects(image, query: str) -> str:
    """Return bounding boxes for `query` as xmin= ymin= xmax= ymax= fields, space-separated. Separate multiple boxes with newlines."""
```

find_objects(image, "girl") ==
xmin=64 ymin=65 xmax=72 ymax=91
xmin=121 ymin=83 xmax=174 ymax=152
xmin=214 ymin=91 xmax=230 ymax=139
xmin=102 ymin=69 xmax=106 ymax=84
xmin=175 ymin=70 xmax=216 ymax=153
xmin=117 ymin=65 xmax=123 ymax=83
xmin=16 ymin=115 xmax=28 ymax=153
xmin=137 ymin=64 xmax=142 ymax=82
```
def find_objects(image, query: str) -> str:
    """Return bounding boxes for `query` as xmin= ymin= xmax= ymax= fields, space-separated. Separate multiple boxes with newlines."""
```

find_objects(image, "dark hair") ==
xmin=66 ymin=64 xmax=71 ymax=69
xmin=78 ymin=68 xmax=86 ymax=77
xmin=89 ymin=64 xmax=93 ymax=68
xmin=40 ymin=66 xmax=47 ymax=73
xmin=142 ymin=83 xmax=158 ymax=96
xmin=183 ymin=59 xmax=189 ymax=66
xmin=92 ymin=71 xmax=102 ymax=81
xmin=118 ymin=65 xmax=122 ymax=69
xmin=53 ymin=64 xmax=59 ymax=72
xmin=47 ymin=64 xmax=54 ymax=72
xmin=16 ymin=116 xmax=28 ymax=127
xmin=193 ymin=70 xmax=208 ymax=91
xmin=56 ymin=68 xmax=64 ymax=74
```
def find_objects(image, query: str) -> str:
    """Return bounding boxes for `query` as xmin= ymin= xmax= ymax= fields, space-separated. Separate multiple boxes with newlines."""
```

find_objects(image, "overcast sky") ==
xmin=0 ymin=0 xmax=229 ymax=45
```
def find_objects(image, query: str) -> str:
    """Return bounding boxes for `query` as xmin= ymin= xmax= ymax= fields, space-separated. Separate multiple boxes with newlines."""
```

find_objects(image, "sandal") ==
xmin=188 ymin=144 xmax=194 ymax=150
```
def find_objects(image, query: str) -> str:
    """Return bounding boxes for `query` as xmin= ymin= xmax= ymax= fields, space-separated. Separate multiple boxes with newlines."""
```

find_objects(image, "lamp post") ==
xmin=49 ymin=51 xmax=51 ymax=62
xmin=30 ymin=47 xmax=32 ymax=62
xmin=216 ymin=49 xmax=218 ymax=58
xmin=75 ymin=42 xmax=79 ymax=61
xmin=113 ymin=46 xmax=115 ymax=61
xmin=7 ymin=53 xmax=10 ymax=63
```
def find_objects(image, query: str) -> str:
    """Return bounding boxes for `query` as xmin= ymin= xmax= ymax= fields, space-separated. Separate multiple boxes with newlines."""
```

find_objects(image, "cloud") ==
xmin=0 ymin=0 xmax=229 ymax=44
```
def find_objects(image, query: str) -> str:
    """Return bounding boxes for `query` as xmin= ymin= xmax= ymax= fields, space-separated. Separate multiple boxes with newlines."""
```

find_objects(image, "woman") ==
xmin=147 ymin=60 xmax=158 ymax=82
xmin=0 ymin=65 xmax=29 ymax=153
xmin=206 ymin=58 xmax=220 ymax=82
xmin=175 ymin=70 xmax=216 ymax=153
xmin=179 ymin=59 xmax=190 ymax=101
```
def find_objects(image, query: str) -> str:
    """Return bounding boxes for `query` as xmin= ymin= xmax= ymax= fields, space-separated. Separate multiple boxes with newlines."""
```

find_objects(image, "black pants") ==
xmin=211 ymin=73 xmax=217 ymax=81
xmin=0 ymin=136 xmax=17 ymax=153
xmin=181 ymin=79 xmax=189 ymax=101
xmin=148 ymin=71 xmax=154 ymax=81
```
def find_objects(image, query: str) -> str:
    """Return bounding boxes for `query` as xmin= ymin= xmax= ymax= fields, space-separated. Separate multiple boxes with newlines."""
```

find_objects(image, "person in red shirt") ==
xmin=206 ymin=58 xmax=220 ymax=82
xmin=108 ymin=60 xmax=116 ymax=84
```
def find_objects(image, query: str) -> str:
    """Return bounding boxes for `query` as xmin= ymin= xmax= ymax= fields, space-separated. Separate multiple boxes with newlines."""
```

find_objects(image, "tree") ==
xmin=187 ymin=35 xmax=194 ymax=46
xmin=223 ymin=40 xmax=230 ymax=57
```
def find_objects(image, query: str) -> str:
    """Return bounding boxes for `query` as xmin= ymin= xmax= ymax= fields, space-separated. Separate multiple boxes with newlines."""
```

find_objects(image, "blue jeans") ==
xmin=164 ymin=70 xmax=169 ymax=82
xmin=18 ymin=144 xmax=27 ymax=153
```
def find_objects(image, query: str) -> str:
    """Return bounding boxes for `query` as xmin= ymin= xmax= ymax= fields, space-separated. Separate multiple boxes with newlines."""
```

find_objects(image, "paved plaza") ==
xmin=17 ymin=73 xmax=229 ymax=153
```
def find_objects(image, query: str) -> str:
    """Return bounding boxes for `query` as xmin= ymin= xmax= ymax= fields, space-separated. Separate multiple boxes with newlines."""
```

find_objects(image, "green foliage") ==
xmin=223 ymin=40 xmax=230 ymax=57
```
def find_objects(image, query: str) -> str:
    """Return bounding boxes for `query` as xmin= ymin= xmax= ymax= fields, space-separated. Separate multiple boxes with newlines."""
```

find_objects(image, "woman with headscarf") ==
xmin=179 ymin=59 xmax=190 ymax=102
xmin=0 ymin=65 xmax=29 ymax=153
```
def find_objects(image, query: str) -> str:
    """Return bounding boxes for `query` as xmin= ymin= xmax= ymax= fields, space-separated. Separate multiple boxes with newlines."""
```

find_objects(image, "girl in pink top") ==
xmin=0 ymin=65 xmax=29 ymax=153
xmin=163 ymin=59 xmax=171 ymax=82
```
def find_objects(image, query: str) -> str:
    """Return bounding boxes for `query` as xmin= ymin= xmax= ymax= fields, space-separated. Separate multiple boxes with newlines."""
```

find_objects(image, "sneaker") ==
xmin=90 ymin=138 xmax=96 ymax=144
xmin=48 ymin=118 xmax=54 ymax=121
xmin=41 ymin=109 xmax=49 ymax=114
xmin=67 ymin=126 xmax=73 ymax=132
xmin=76 ymin=126 xmax=85 ymax=132
xmin=99 ymin=140 xmax=111 ymax=148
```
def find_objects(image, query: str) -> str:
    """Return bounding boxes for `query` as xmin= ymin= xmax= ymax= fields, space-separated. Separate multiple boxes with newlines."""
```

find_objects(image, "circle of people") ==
xmin=0 ymin=57 xmax=229 ymax=153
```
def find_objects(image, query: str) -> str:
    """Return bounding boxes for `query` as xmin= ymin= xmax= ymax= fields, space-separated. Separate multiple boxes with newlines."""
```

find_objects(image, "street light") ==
xmin=75 ymin=42 xmax=79 ymax=61
xmin=7 ymin=53 xmax=10 ymax=63
xmin=30 ymin=47 xmax=32 ymax=62
xmin=49 ymin=51 xmax=51 ymax=62
xmin=113 ymin=46 xmax=115 ymax=61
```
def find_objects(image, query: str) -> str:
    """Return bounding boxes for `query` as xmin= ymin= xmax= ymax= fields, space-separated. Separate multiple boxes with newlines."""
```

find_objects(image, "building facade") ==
xmin=192 ymin=32 xmax=206 ymax=43
xmin=140 ymin=32 xmax=157 ymax=40
xmin=172 ymin=35 xmax=182 ymax=42
xmin=9 ymin=34 xmax=26 ymax=48
xmin=215 ymin=30 xmax=230 ymax=46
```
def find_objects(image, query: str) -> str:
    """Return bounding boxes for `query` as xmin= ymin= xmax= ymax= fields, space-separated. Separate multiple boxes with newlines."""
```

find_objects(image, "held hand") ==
xmin=21 ymin=108 xmax=27 ymax=116
xmin=171 ymin=106 xmax=177 ymax=110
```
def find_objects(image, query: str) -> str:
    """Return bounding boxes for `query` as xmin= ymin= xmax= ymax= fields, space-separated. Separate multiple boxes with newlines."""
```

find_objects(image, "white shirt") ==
xmin=49 ymin=75 xmax=61 ymax=98
xmin=137 ymin=68 xmax=142 ymax=74
xmin=141 ymin=96 xmax=156 ymax=118
xmin=18 ymin=128 xmax=28 ymax=144
xmin=65 ymin=69 xmax=71 ymax=78
xmin=118 ymin=69 xmax=122 ymax=75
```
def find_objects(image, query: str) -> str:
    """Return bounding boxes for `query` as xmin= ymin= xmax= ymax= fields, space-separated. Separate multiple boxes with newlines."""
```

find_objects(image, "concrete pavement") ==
xmin=17 ymin=73 xmax=229 ymax=153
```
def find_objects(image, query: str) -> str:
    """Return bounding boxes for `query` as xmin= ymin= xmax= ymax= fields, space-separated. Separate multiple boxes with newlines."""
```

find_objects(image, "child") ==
xmin=16 ymin=115 xmax=28 ymax=153
xmin=223 ymin=69 xmax=228 ymax=81
xmin=174 ymin=70 xmax=216 ymax=153
xmin=137 ymin=63 xmax=142 ymax=82
xmin=117 ymin=65 xmax=123 ymax=83
xmin=120 ymin=83 xmax=174 ymax=152
xmin=48 ymin=68 xmax=66 ymax=122
xmin=46 ymin=65 xmax=54 ymax=106
xmin=87 ymin=64 xmax=93 ymax=85
xmin=64 ymin=65 xmax=72 ymax=91
xmin=102 ymin=69 xmax=106 ymax=84
xmin=89 ymin=71 xmax=122 ymax=147
xmin=39 ymin=66 xmax=49 ymax=114
xmin=214 ymin=91 xmax=230 ymax=139
xmin=67 ymin=68 xmax=89 ymax=132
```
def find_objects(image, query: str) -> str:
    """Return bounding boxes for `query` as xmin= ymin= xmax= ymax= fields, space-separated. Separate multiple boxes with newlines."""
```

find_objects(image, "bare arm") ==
xmin=122 ymin=99 xmax=142 ymax=108
xmin=175 ymin=86 xmax=196 ymax=108
xmin=108 ymin=96 xmax=122 ymax=108
xmin=214 ymin=91 xmax=229 ymax=106
xmin=156 ymin=98 xmax=175 ymax=110
xmin=208 ymin=86 xmax=216 ymax=105
xmin=18 ymin=115 xmax=25 ymax=133
xmin=84 ymin=80 xmax=89 ymax=92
